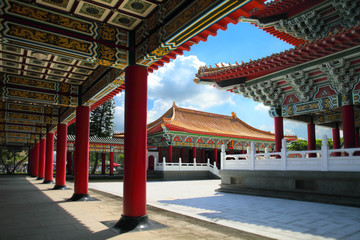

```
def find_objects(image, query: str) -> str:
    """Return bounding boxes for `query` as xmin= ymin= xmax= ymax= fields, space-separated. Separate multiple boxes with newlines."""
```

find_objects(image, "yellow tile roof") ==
xmin=148 ymin=103 xmax=297 ymax=142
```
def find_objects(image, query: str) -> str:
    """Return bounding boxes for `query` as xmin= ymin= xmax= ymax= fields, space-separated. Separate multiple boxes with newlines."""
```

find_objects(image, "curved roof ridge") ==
xmin=147 ymin=104 xmax=175 ymax=130
xmin=231 ymin=112 xmax=275 ymax=136
xmin=197 ymin=25 xmax=359 ymax=79
xmin=174 ymin=105 xmax=235 ymax=119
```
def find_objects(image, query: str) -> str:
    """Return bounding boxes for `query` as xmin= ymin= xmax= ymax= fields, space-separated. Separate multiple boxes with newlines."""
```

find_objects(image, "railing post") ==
xmin=281 ymin=138 xmax=287 ymax=170
xmin=321 ymin=135 xmax=329 ymax=171
xmin=193 ymin=158 xmax=196 ymax=169
xmin=265 ymin=147 xmax=268 ymax=159
xmin=163 ymin=157 xmax=166 ymax=171
xmin=154 ymin=157 xmax=158 ymax=171
xmin=250 ymin=142 xmax=255 ymax=170
xmin=179 ymin=157 xmax=182 ymax=171
xmin=207 ymin=158 xmax=210 ymax=167
xmin=221 ymin=144 xmax=225 ymax=170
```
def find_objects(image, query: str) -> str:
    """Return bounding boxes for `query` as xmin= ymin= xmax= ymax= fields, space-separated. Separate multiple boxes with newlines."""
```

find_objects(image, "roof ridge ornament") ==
xmin=231 ymin=112 xmax=237 ymax=119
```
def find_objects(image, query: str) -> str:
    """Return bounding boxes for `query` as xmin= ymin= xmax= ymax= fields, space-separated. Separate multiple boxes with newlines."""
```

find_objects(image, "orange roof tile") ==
xmin=148 ymin=103 xmax=297 ymax=142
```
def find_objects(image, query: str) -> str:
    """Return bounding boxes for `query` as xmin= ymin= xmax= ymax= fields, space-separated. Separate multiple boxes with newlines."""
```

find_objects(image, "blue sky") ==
xmin=113 ymin=22 xmax=333 ymax=140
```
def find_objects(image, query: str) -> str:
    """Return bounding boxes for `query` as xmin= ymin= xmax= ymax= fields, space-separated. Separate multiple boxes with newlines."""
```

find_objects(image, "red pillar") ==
xmin=67 ymin=151 xmax=72 ymax=174
xmin=54 ymin=123 xmax=67 ymax=189
xmin=168 ymin=145 xmax=173 ymax=163
xmin=193 ymin=147 xmax=197 ymax=162
xmin=158 ymin=147 xmax=162 ymax=163
xmin=274 ymin=117 xmax=283 ymax=153
xmin=332 ymin=126 xmax=341 ymax=157
xmin=102 ymin=152 xmax=106 ymax=174
xmin=70 ymin=106 xmax=90 ymax=201
xmin=202 ymin=149 xmax=205 ymax=163
xmin=116 ymin=65 xmax=148 ymax=230
xmin=307 ymin=123 xmax=316 ymax=157
xmin=109 ymin=151 xmax=114 ymax=175
xmin=44 ymin=132 xmax=55 ymax=183
xmin=342 ymin=105 xmax=355 ymax=148
xmin=37 ymin=138 xmax=46 ymax=180
xmin=32 ymin=141 xmax=40 ymax=177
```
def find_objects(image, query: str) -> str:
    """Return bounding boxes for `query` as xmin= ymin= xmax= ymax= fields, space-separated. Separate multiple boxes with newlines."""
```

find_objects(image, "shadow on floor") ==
xmin=0 ymin=175 xmax=116 ymax=240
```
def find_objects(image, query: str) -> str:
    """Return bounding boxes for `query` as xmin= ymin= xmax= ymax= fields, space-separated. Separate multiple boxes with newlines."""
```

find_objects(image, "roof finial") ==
xmin=172 ymin=101 xmax=177 ymax=108
xmin=231 ymin=112 xmax=237 ymax=118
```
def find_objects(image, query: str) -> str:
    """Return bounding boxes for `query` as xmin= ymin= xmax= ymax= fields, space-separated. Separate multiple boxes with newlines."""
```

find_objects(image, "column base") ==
xmin=36 ymin=177 xmax=44 ymax=180
xmin=31 ymin=175 xmax=38 ymax=178
xmin=68 ymin=193 xmax=91 ymax=201
xmin=114 ymin=215 xmax=149 ymax=234
xmin=53 ymin=185 xmax=67 ymax=190
xmin=43 ymin=180 xmax=54 ymax=184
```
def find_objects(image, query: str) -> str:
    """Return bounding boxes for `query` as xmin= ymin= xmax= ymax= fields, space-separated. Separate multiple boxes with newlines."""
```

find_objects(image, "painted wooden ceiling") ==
xmin=0 ymin=0 xmax=266 ymax=148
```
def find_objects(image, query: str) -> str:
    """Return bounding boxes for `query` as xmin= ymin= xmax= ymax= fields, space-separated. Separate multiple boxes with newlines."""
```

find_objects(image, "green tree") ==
xmin=287 ymin=138 xmax=334 ymax=151
xmin=287 ymin=139 xmax=309 ymax=151
xmin=90 ymin=99 xmax=115 ymax=137
xmin=67 ymin=99 xmax=116 ymax=174
xmin=0 ymin=148 xmax=28 ymax=174
xmin=90 ymin=99 xmax=115 ymax=174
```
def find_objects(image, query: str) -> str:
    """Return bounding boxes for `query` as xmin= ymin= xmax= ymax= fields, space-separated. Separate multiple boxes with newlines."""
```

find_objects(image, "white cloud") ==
xmin=112 ymin=55 xmax=236 ymax=132
xmin=259 ymin=124 xmax=273 ymax=132
xmin=254 ymin=103 xmax=270 ymax=112
xmin=146 ymin=55 xmax=235 ymax=122
xmin=113 ymin=93 xmax=125 ymax=133
xmin=147 ymin=99 xmax=172 ymax=123
xmin=284 ymin=128 xmax=295 ymax=136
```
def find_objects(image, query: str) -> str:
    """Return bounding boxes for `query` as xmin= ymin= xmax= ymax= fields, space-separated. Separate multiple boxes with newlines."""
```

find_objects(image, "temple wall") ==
xmin=219 ymin=170 xmax=360 ymax=206
xmin=148 ymin=170 xmax=220 ymax=180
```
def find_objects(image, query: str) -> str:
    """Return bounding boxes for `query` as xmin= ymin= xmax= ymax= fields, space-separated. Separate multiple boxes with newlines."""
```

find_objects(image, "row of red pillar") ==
xmin=160 ymin=146 xmax=218 ymax=165
xmin=27 ymin=65 xmax=148 ymax=230
xmin=28 ymin=125 xmax=117 ymax=188
xmin=274 ymin=104 xmax=358 ymax=152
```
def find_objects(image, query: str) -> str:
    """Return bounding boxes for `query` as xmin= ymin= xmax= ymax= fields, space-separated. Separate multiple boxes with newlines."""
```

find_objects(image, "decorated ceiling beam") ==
xmin=136 ymin=0 xmax=266 ymax=71
xmin=0 ymin=0 xmax=128 ymax=68
xmin=81 ymin=67 xmax=123 ymax=106
xmin=0 ymin=110 xmax=58 ymax=125
xmin=0 ymin=100 xmax=58 ymax=115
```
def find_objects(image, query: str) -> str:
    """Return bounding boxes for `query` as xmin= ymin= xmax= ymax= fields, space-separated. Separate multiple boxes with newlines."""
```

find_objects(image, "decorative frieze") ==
xmin=332 ymin=0 xmax=360 ymax=28
xmin=320 ymin=58 xmax=359 ymax=96
xmin=149 ymin=131 xmax=274 ymax=151
xmin=282 ymin=96 xmax=339 ymax=117
xmin=286 ymin=71 xmax=316 ymax=102
xmin=275 ymin=10 xmax=325 ymax=41
xmin=235 ymin=80 xmax=285 ymax=106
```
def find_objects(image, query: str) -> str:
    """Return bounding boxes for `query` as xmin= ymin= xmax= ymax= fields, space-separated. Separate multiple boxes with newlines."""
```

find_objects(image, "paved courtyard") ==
xmin=0 ymin=176 xmax=264 ymax=240
xmin=89 ymin=179 xmax=360 ymax=240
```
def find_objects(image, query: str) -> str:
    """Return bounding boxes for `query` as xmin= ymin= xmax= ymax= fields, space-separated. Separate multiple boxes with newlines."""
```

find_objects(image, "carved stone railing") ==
xmin=154 ymin=157 xmax=220 ymax=177
xmin=221 ymin=136 xmax=360 ymax=172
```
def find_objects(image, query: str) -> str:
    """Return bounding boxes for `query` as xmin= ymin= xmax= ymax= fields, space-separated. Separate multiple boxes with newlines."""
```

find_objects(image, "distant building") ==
xmin=114 ymin=103 xmax=297 ymax=169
